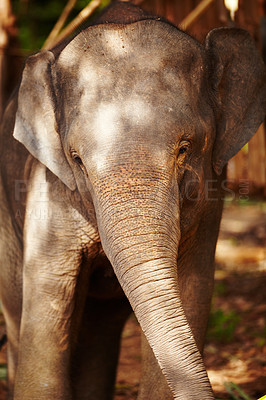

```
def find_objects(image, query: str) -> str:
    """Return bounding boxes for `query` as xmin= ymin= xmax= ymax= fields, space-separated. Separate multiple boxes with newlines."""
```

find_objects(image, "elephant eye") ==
xmin=70 ymin=150 xmax=83 ymax=166
xmin=70 ymin=149 xmax=88 ymax=177
xmin=179 ymin=146 xmax=188 ymax=155
xmin=74 ymin=155 xmax=83 ymax=165
xmin=178 ymin=141 xmax=190 ymax=157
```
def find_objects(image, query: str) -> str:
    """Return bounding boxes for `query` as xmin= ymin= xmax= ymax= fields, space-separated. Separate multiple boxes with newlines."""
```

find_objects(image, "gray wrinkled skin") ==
xmin=0 ymin=2 xmax=265 ymax=399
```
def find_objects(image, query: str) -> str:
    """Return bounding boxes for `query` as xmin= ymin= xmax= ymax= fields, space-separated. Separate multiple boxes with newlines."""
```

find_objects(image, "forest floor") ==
xmin=0 ymin=201 xmax=265 ymax=400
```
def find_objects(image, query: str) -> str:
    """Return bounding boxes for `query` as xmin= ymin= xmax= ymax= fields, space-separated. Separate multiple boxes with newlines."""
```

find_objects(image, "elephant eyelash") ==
xmin=70 ymin=150 xmax=89 ymax=178
xmin=178 ymin=145 xmax=188 ymax=155
xmin=177 ymin=141 xmax=191 ymax=157
xmin=70 ymin=150 xmax=83 ymax=166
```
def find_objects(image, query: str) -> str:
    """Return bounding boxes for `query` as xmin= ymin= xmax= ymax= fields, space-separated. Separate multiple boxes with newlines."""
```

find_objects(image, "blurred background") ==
xmin=0 ymin=1 xmax=265 ymax=399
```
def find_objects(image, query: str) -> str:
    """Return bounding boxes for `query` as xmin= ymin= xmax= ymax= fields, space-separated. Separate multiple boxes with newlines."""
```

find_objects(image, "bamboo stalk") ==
xmin=49 ymin=0 xmax=102 ymax=49
xmin=42 ymin=0 xmax=78 ymax=50
xmin=179 ymin=0 xmax=214 ymax=30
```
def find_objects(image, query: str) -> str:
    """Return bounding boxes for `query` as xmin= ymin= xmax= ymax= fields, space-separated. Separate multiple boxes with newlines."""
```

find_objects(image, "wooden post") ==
xmin=0 ymin=0 xmax=15 ymax=118
xmin=179 ymin=0 xmax=214 ymax=30
xmin=248 ymin=123 xmax=266 ymax=194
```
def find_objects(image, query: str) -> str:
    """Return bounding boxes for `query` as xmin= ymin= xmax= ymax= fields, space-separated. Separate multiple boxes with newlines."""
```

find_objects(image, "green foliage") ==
xmin=11 ymin=0 xmax=111 ymax=52
xmin=242 ymin=143 xmax=249 ymax=155
xmin=213 ymin=281 xmax=228 ymax=297
xmin=224 ymin=382 xmax=252 ymax=400
xmin=252 ymin=321 xmax=266 ymax=347
xmin=13 ymin=0 xmax=65 ymax=51
xmin=256 ymin=337 xmax=266 ymax=347
xmin=207 ymin=308 xmax=240 ymax=343
xmin=0 ymin=364 xmax=7 ymax=381
xmin=215 ymin=382 xmax=254 ymax=400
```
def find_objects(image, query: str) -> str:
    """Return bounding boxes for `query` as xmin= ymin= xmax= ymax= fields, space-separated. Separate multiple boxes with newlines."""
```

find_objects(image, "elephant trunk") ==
xmin=91 ymin=168 xmax=213 ymax=399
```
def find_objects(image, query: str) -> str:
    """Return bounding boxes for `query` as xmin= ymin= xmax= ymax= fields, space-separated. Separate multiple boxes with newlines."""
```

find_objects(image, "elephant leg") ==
xmin=13 ymin=163 xmax=99 ymax=400
xmin=178 ymin=197 xmax=224 ymax=353
xmin=14 ymin=235 xmax=88 ymax=399
xmin=0 ymin=178 xmax=22 ymax=398
xmin=1 ymin=252 xmax=22 ymax=400
xmin=2 ymin=292 xmax=22 ymax=400
xmin=138 ymin=332 xmax=173 ymax=400
xmin=72 ymin=296 xmax=131 ymax=400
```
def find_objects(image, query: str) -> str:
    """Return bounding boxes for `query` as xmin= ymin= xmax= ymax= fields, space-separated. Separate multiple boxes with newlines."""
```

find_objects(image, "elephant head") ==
xmin=13 ymin=17 xmax=265 ymax=399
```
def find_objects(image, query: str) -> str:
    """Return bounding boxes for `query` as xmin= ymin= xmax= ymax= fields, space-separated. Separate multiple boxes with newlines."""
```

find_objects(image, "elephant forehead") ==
xmin=69 ymin=81 xmax=189 ymax=150
xmin=57 ymin=20 xmax=205 ymax=102
xmin=64 ymin=63 xmax=201 ymax=164
xmin=68 ymin=96 xmax=173 ymax=175
xmin=58 ymin=20 xmax=203 ymax=70
xmin=62 ymin=50 xmax=198 ymax=137
xmin=91 ymin=100 xmax=153 ymax=139
xmin=69 ymin=94 xmax=170 ymax=154
xmin=58 ymin=20 xmax=211 ymax=158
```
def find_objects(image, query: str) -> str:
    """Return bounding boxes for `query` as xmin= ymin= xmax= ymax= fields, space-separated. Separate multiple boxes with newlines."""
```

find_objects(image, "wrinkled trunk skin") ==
xmin=90 ymin=170 xmax=214 ymax=400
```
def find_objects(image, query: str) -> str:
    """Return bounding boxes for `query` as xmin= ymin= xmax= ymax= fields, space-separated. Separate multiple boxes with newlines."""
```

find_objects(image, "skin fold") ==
xmin=0 ymin=2 xmax=265 ymax=399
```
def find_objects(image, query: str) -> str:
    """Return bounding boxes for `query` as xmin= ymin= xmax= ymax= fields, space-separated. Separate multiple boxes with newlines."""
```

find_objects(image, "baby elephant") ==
xmin=0 ymin=1 xmax=265 ymax=399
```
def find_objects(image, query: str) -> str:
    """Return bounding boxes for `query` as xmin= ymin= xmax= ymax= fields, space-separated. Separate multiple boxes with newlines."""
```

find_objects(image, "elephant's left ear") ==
xmin=205 ymin=28 xmax=266 ymax=175
xmin=14 ymin=50 xmax=76 ymax=190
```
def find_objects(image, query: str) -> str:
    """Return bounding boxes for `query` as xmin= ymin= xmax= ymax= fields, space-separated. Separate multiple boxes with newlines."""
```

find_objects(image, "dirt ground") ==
xmin=0 ymin=201 xmax=265 ymax=399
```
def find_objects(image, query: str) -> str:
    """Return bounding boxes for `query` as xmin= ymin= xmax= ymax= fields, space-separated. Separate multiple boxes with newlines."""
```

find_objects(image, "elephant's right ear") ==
xmin=14 ymin=50 xmax=76 ymax=191
xmin=205 ymin=28 xmax=266 ymax=176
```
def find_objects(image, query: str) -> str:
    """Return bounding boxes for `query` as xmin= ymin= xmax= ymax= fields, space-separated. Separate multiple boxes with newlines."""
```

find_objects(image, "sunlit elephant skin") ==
xmin=0 ymin=2 xmax=265 ymax=399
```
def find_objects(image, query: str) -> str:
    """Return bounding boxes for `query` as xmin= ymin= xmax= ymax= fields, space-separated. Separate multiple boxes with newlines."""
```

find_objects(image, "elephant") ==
xmin=0 ymin=1 xmax=265 ymax=399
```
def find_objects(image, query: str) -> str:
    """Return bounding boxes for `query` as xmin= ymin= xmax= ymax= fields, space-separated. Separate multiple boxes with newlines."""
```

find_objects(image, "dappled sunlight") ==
xmin=207 ymin=358 xmax=251 ymax=393
xmin=216 ymin=240 xmax=265 ymax=271
xmin=215 ymin=204 xmax=266 ymax=272
xmin=91 ymin=98 xmax=153 ymax=172
xmin=93 ymin=103 xmax=121 ymax=145
xmin=101 ymin=29 xmax=130 ymax=57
